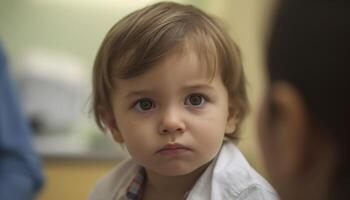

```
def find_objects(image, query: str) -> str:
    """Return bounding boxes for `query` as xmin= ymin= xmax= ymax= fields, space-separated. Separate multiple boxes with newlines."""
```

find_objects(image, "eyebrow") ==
xmin=124 ymin=84 xmax=216 ymax=99
xmin=181 ymin=84 xmax=216 ymax=92
xmin=124 ymin=90 xmax=154 ymax=99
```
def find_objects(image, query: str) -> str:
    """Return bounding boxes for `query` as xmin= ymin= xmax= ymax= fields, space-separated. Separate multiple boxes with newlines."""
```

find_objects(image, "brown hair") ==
xmin=91 ymin=2 xmax=249 ymax=141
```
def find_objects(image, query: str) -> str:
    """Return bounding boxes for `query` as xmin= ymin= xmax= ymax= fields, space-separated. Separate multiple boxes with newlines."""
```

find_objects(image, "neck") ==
xmin=143 ymin=162 xmax=210 ymax=199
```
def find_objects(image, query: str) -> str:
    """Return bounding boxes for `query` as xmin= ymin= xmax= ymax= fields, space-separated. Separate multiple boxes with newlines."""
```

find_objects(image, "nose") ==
xmin=159 ymin=108 xmax=185 ymax=135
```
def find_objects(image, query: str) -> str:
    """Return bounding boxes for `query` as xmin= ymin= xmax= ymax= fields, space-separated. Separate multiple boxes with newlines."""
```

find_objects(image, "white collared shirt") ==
xmin=186 ymin=142 xmax=278 ymax=200
xmin=89 ymin=142 xmax=279 ymax=200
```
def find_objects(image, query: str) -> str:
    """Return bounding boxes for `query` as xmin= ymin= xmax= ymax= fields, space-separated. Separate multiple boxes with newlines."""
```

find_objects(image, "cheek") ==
xmin=257 ymin=104 xmax=269 ymax=152
xmin=119 ymin=128 xmax=154 ymax=164
xmin=116 ymin=115 xmax=156 ymax=152
xmin=257 ymin=99 xmax=283 ymax=183
xmin=191 ymin=111 xmax=227 ymax=149
xmin=257 ymin=101 xmax=275 ymax=161
xmin=257 ymin=96 xmax=274 ymax=150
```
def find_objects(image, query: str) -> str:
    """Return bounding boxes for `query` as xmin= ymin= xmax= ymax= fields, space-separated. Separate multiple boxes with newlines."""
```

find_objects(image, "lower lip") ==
xmin=157 ymin=148 xmax=191 ymax=156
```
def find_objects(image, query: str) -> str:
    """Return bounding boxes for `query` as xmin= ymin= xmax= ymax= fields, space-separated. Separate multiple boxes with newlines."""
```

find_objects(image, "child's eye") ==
xmin=134 ymin=98 xmax=155 ymax=111
xmin=185 ymin=94 xmax=206 ymax=107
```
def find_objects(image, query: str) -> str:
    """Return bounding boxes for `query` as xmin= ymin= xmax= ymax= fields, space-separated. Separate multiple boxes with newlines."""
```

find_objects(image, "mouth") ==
xmin=156 ymin=143 xmax=192 ymax=156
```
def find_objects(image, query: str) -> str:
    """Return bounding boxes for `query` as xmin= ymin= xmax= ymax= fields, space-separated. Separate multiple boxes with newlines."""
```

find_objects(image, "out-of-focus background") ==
xmin=0 ymin=0 xmax=276 ymax=199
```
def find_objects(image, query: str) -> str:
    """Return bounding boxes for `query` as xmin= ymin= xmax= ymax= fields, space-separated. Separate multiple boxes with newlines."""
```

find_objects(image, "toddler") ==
xmin=89 ymin=2 xmax=277 ymax=200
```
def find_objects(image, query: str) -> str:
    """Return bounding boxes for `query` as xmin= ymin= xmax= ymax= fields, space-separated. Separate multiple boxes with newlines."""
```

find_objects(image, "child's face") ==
xmin=108 ymin=51 xmax=236 ymax=176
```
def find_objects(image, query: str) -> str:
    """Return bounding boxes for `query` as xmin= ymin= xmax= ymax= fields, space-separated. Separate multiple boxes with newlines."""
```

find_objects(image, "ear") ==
xmin=225 ymin=105 xmax=237 ymax=134
xmin=98 ymin=106 xmax=124 ymax=143
xmin=269 ymin=81 xmax=310 ymax=176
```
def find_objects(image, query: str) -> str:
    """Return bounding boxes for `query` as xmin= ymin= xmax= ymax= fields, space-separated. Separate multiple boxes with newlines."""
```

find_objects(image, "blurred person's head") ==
xmin=258 ymin=0 xmax=350 ymax=200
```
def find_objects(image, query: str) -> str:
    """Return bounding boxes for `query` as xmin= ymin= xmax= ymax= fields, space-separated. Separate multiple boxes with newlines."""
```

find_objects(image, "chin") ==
xmin=155 ymin=163 xmax=198 ymax=177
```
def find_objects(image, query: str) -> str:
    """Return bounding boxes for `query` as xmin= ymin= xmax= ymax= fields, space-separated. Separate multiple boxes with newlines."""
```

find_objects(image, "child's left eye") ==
xmin=185 ymin=94 xmax=206 ymax=107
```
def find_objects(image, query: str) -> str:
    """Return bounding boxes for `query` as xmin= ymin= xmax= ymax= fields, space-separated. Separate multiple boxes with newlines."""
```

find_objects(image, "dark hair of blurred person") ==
xmin=258 ymin=0 xmax=350 ymax=200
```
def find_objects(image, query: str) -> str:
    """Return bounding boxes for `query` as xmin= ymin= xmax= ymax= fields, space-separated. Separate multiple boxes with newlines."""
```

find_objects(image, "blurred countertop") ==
xmin=34 ymin=133 xmax=128 ymax=161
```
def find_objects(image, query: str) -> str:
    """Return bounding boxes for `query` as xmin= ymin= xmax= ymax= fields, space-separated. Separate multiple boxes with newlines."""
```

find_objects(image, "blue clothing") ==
xmin=0 ymin=44 xmax=44 ymax=200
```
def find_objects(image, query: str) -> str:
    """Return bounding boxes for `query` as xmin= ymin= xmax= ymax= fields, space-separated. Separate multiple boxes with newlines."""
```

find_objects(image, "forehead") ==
xmin=112 ymin=50 xmax=222 ymax=94
xmin=111 ymin=32 xmax=219 ymax=80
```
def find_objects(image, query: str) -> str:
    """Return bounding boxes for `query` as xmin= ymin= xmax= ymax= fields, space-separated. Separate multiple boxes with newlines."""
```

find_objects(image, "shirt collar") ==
xmin=125 ymin=167 xmax=192 ymax=200
xmin=126 ymin=168 xmax=146 ymax=200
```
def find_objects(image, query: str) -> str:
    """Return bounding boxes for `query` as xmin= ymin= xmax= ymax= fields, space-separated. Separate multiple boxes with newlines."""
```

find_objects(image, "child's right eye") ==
xmin=133 ymin=98 xmax=155 ymax=112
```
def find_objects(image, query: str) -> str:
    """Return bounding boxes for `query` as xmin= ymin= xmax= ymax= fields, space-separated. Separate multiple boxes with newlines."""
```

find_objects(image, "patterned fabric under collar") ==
xmin=125 ymin=168 xmax=191 ymax=200
xmin=126 ymin=168 xmax=146 ymax=200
